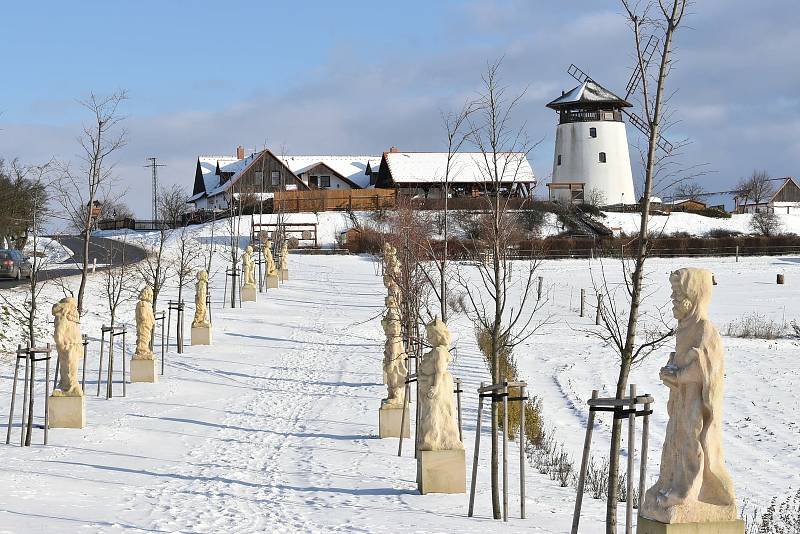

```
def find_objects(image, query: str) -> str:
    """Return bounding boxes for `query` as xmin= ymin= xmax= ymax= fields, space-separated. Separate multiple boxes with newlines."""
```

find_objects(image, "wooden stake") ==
xmin=571 ymin=389 xmax=598 ymax=534
xmin=456 ymin=377 xmax=463 ymax=443
xmin=626 ymin=384 xmax=637 ymax=534
xmin=595 ymin=294 xmax=603 ymax=326
xmin=639 ymin=396 xmax=651 ymax=513
xmin=467 ymin=381 xmax=485 ymax=518
xmin=6 ymin=346 xmax=22 ymax=444
xmin=580 ymin=289 xmax=586 ymax=317
xmin=519 ymin=384 xmax=527 ymax=519
xmin=502 ymin=381 xmax=509 ymax=522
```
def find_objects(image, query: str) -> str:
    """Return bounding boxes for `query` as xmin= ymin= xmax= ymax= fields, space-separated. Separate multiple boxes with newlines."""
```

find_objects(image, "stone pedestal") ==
xmin=417 ymin=449 xmax=466 ymax=494
xmin=266 ymin=275 xmax=279 ymax=289
xmin=280 ymin=269 xmax=289 ymax=281
xmin=241 ymin=286 xmax=257 ymax=302
xmin=378 ymin=404 xmax=410 ymax=438
xmin=191 ymin=325 xmax=212 ymax=345
xmin=130 ymin=358 xmax=158 ymax=383
xmin=637 ymin=518 xmax=744 ymax=534
xmin=48 ymin=395 xmax=86 ymax=429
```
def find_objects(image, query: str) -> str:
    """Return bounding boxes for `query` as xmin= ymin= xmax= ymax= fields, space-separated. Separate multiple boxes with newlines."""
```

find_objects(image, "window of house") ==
xmin=271 ymin=171 xmax=281 ymax=186
xmin=254 ymin=170 xmax=263 ymax=185
xmin=599 ymin=152 xmax=607 ymax=163
xmin=557 ymin=155 xmax=562 ymax=166
xmin=320 ymin=175 xmax=331 ymax=188
xmin=590 ymin=127 xmax=597 ymax=138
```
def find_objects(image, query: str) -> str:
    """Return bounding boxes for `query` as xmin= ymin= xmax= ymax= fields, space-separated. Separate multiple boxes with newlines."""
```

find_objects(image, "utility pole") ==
xmin=145 ymin=157 xmax=167 ymax=220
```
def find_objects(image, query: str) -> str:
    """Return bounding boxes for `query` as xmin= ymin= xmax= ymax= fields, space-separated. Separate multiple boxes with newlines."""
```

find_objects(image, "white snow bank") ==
xmin=600 ymin=211 xmax=800 ymax=237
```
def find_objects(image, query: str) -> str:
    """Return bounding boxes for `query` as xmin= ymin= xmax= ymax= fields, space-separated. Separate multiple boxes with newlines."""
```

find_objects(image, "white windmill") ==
xmin=546 ymin=36 xmax=674 ymax=206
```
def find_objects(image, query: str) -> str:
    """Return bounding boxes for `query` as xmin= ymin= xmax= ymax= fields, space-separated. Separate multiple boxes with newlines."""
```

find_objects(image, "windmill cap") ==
xmin=547 ymin=80 xmax=632 ymax=110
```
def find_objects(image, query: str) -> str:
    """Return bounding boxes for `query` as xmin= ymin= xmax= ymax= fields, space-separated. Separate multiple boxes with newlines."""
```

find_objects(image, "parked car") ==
xmin=0 ymin=249 xmax=32 ymax=280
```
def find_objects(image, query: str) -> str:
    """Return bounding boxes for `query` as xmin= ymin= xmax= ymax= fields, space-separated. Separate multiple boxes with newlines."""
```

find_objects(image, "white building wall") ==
xmin=551 ymin=121 xmax=635 ymax=205
xmin=298 ymin=173 xmax=355 ymax=190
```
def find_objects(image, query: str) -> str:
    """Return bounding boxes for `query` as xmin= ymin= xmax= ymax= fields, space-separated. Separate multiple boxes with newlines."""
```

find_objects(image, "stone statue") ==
xmin=51 ymin=297 xmax=83 ymax=397
xmin=279 ymin=241 xmax=289 ymax=271
xmin=242 ymin=245 xmax=256 ymax=288
xmin=263 ymin=240 xmax=277 ymax=277
xmin=640 ymin=268 xmax=737 ymax=524
xmin=381 ymin=306 xmax=407 ymax=408
xmin=133 ymin=286 xmax=155 ymax=360
xmin=193 ymin=270 xmax=209 ymax=328
xmin=417 ymin=318 xmax=463 ymax=451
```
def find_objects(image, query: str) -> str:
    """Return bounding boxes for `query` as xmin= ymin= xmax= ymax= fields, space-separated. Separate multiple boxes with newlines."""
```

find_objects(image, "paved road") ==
xmin=0 ymin=235 xmax=147 ymax=290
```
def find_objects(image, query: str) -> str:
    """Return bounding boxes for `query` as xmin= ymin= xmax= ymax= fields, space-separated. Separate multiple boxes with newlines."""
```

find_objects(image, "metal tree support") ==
xmin=98 ymin=325 xmax=128 ymax=399
xmin=6 ymin=344 xmax=52 ymax=446
xmin=455 ymin=377 xmax=463 ymax=442
xmin=206 ymin=292 xmax=212 ymax=323
xmin=153 ymin=311 xmax=166 ymax=375
xmin=571 ymin=385 xmax=653 ymax=534
xmin=468 ymin=380 xmax=529 ymax=522
xmin=397 ymin=371 xmax=417 ymax=458
xmin=223 ymin=266 xmax=242 ymax=308
xmin=167 ymin=301 xmax=185 ymax=354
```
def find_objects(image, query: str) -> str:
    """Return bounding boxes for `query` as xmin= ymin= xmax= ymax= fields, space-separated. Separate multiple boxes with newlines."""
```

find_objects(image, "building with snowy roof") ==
xmin=188 ymin=145 xmax=380 ymax=210
xmin=374 ymin=147 xmax=536 ymax=197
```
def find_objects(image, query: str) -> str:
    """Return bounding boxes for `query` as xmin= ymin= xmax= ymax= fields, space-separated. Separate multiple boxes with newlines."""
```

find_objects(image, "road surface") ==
xmin=0 ymin=235 xmax=147 ymax=290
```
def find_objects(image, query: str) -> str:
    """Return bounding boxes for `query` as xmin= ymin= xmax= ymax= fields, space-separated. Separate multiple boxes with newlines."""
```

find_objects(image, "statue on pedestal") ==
xmin=279 ymin=241 xmax=289 ymax=271
xmin=381 ymin=305 xmax=407 ymax=408
xmin=193 ymin=271 xmax=210 ymax=328
xmin=417 ymin=318 xmax=463 ymax=451
xmin=51 ymin=297 xmax=83 ymax=397
xmin=242 ymin=245 xmax=256 ymax=288
xmin=640 ymin=268 xmax=737 ymax=525
xmin=264 ymin=240 xmax=278 ymax=278
xmin=133 ymin=286 xmax=155 ymax=360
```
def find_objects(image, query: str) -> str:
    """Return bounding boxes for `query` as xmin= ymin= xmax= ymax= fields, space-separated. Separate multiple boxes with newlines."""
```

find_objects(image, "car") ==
xmin=0 ymin=249 xmax=32 ymax=280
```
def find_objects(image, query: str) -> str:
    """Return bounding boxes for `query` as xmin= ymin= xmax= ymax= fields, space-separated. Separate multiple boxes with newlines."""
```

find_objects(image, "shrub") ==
xmin=706 ymin=228 xmax=742 ymax=238
xmin=751 ymin=211 xmax=783 ymax=236
xmin=694 ymin=207 xmax=732 ymax=219
xmin=725 ymin=313 xmax=786 ymax=339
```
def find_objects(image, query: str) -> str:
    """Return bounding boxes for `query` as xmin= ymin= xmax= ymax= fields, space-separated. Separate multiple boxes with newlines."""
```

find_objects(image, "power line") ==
xmin=144 ymin=157 xmax=167 ymax=220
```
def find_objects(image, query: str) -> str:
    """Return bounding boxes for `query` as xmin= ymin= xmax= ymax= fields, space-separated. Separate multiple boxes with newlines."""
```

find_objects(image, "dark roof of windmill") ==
xmin=546 ymin=80 xmax=632 ymax=110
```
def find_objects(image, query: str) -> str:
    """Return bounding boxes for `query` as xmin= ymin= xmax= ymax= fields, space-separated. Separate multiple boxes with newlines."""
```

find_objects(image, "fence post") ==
xmin=595 ymin=294 xmax=603 ymax=326
xmin=735 ymin=245 xmax=739 ymax=263
xmin=537 ymin=276 xmax=543 ymax=301
xmin=580 ymin=289 xmax=585 ymax=318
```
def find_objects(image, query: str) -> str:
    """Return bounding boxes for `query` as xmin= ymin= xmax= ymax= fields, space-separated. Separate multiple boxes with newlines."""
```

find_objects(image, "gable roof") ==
xmin=546 ymin=80 xmax=631 ymax=110
xmin=382 ymin=151 xmax=536 ymax=185
xmin=196 ymin=155 xmax=244 ymax=196
xmin=769 ymin=176 xmax=800 ymax=203
xmin=280 ymin=155 xmax=380 ymax=189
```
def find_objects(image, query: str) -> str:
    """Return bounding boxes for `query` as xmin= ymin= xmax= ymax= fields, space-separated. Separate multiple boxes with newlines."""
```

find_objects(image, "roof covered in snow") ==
xmin=280 ymin=155 xmax=381 ymax=188
xmin=383 ymin=152 xmax=535 ymax=185
xmin=546 ymin=80 xmax=631 ymax=110
xmin=197 ymin=155 xmax=246 ymax=196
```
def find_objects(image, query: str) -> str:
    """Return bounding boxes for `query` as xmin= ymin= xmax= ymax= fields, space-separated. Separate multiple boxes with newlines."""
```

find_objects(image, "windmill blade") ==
xmin=624 ymin=35 xmax=660 ymax=99
xmin=623 ymin=109 xmax=674 ymax=154
xmin=567 ymin=64 xmax=592 ymax=84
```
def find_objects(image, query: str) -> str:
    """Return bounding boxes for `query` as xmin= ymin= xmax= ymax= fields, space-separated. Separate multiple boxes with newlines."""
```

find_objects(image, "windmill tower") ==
xmin=546 ymin=37 xmax=673 ymax=206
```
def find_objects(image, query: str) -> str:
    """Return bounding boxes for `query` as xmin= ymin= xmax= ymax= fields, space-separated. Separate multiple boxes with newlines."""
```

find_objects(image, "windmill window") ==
xmin=589 ymin=127 xmax=597 ymax=138
xmin=557 ymin=154 xmax=562 ymax=166
xmin=599 ymin=152 xmax=607 ymax=163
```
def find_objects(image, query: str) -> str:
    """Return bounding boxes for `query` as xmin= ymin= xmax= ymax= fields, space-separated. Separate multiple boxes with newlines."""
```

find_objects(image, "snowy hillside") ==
xmin=0 ymin=218 xmax=798 ymax=533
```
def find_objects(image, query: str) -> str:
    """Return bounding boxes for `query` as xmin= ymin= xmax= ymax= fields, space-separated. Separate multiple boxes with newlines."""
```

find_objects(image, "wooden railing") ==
xmin=273 ymin=189 xmax=397 ymax=213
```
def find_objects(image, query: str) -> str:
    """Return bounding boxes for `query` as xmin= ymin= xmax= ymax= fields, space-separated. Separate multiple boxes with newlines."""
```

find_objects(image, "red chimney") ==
xmin=236 ymin=145 xmax=245 ymax=159
xmin=389 ymin=146 xmax=399 ymax=153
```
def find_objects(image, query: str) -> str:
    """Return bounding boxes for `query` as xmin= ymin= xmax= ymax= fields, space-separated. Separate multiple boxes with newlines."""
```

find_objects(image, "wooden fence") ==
xmin=274 ymin=189 xmax=397 ymax=213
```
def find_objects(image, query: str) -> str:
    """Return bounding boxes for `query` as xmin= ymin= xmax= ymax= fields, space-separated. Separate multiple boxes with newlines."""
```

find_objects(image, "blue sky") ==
xmin=2 ymin=0 xmax=799 ymax=218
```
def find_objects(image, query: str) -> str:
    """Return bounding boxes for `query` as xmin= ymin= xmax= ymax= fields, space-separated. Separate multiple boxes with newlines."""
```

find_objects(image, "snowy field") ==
xmin=0 ymin=219 xmax=798 ymax=533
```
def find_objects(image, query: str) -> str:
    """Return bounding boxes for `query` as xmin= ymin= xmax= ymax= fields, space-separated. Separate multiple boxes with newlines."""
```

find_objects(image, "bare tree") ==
xmin=457 ymin=59 xmax=546 ymax=519
xmin=102 ymin=236 xmax=136 ymax=329
xmin=136 ymin=228 xmax=172 ymax=312
xmin=174 ymin=225 xmax=202 ymax=304
xmin=54 ymin=90 xmax=128 ymax=314
xmin=737 ymin=170 xmax=775 ymax=209
xmin=158 ymin=184 xmax=187 ymax=226
xmin=422 ymin=103 xmax=475 ymax=322
xmin=750 ymin=210 xmax=783 ymax=236
xmin=597 ymin=3 xmax=690 ymax=531
xmin=672 ymin=180 xmax=705 ymax=200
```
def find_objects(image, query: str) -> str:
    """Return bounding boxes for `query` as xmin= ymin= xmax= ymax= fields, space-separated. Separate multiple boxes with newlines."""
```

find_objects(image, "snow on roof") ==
xmin=280 ymin=155 xmax=380 ymax=188
xmin=546 ymin=80 xmax=631 ymax=110
xmin=198 ymin=155 xmax=243 ymax=194
xmin=384 ymin=152 xmax=535 ymax=185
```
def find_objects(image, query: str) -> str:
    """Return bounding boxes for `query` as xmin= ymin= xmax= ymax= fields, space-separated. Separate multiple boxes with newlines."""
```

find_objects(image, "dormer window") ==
xmin=599 ymin=152 xmax=607 ymax=163
xmin=590 ymin=127 xmax=597 ymax=138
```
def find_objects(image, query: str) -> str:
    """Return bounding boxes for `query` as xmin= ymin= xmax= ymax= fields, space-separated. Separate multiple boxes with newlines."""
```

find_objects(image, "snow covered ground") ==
xmin=0 ymin=219 xmax=798 ymax=533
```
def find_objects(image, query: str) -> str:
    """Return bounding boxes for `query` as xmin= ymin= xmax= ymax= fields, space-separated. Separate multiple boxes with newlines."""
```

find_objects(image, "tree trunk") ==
xmin=77 ymin=223 xmax=91 ymax=314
